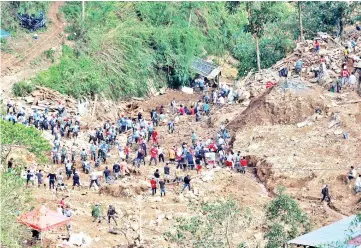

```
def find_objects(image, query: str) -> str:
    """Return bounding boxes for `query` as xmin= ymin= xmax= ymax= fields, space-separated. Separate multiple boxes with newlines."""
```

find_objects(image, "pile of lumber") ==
xmin=25 ymin=86 xmax=78 ymax=114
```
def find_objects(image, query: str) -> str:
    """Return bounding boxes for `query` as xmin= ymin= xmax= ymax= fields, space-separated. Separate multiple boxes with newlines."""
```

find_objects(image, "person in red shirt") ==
xmin=152 ymin=129 xmax=158 ymax=143
xmin=190 ymin=106 xmax=195 ymax=115
xmin=125 ymin=145 xmax=130 ymax=160
xmin=208 ymin=140 xmax=217 ymax=152
xmin=59 ymin=197 xmax=65 ymax=208
xmin=341 ymin=66 xmax=350 ymax=86
xmin=149 ymin=146 xmax=158 ymax=166
xmin=314 ymin=39 xmax=320 ymax=53
xmin=179 ymin=105 xmax=185 ymax=115
xmin=150 ymin=177 xmax=157 ymax=195
xmin=240 ymin=157 xmax=248 ymax=174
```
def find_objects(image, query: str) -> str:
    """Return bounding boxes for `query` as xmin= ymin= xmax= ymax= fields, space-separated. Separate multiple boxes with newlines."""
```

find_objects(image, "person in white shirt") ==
xmin=226 ymin=151 xmax=234 ymax=168
xmin=347 ymin=166 xmax=357 ymax=183
xmin=355 ymin=174 xmax=361 ymax=193
xmin=89 ymin=171 xmax=100 ymax=189
xmin=349 ymin=72 xmax=356 ymax=91
xmin=158 ymin=146 xmax=164 ymax=163
xmin=218 ymin=96 xmax=225 ymax=105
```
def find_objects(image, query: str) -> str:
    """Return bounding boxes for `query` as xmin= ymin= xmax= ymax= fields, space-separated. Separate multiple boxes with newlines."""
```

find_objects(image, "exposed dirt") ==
xmin=1 ymin=2 xmax=66 ymax=97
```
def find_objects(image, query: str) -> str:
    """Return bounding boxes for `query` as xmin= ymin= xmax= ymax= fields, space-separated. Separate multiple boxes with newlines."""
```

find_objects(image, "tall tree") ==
xmin=298 ymin=2 xmax=304 ymax=42
xmin=244 ymin=2 xmax=279 ymax=71
xmin=302 ymin=2 xmax=355 ymax=39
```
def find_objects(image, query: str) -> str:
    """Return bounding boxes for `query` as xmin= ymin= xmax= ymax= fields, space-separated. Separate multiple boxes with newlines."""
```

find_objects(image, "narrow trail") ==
xmin=1 ymin=1 xmax=66 ymax=78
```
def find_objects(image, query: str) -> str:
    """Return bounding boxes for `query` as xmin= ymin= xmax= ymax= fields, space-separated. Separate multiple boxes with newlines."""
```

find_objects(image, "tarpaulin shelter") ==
xmin=17 ymin=205 xmax=71 ymax=231
xmin=191 ymin=58 xmax=221 ymax=86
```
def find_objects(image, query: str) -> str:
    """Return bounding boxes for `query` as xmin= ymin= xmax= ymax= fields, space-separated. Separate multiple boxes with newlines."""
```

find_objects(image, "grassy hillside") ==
xmin=7 ymin=1 xmax=357 ymax=100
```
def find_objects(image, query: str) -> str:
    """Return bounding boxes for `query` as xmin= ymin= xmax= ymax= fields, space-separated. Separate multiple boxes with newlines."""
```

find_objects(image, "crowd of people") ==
xmin=5 ymin=82 xmax=250 ymax=200
xmin=286 ymin=36 xmax=361 ymax=95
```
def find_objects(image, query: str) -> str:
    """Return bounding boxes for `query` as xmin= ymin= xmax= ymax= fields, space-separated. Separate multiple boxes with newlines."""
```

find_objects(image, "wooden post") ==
xmin=255 ymin=34 xmax=261 ymax=72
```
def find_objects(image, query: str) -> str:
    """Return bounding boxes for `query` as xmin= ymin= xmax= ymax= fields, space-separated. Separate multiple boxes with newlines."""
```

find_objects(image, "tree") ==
xmin=165 ymin=199 xmax=253 ymax=248
xmin=244 ymin=2 xmax=279 ymax=71
xmin=0 ymin=172 xmax=33 ymax=247
xmin=265 ymin=187 xmax=310 ymax=248
xmin=298 ymin=2 xmax=304 ymax=42
xmin=0 ymin=120 xmax=51 ymax=164
xmin=302 ymin=2 xmax=356 ymax=39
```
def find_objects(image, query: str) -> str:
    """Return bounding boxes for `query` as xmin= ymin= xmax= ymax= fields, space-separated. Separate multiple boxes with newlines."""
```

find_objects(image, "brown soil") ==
xmin=1 ymin=2 xmax=66 ymax=76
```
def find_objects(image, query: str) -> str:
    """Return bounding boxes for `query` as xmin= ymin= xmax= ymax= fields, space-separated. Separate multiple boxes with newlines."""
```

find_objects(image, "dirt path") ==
xmin=1 ymin=1 xmax=66 ymax=76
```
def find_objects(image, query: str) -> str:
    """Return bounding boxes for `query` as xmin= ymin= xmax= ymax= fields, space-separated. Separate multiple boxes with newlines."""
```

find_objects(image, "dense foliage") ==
xmin=2 ymin=2 xmax=359 ymax=99
xmin=265 ymin=187 xmax=310 ymax=248
xmin=12 ymin=81 xmax=34 ymax=97
xmin=0 ymin=171 xmax=32 ymax=247
xmin=0 ymin=119 xmax=51 ymax=163
xmin=0 ymin=1 xmax=50 ymax=34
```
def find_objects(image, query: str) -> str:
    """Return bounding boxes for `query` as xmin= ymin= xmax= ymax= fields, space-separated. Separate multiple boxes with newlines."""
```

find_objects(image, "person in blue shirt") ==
xmin=186 ymin=152 xmax=194 ymax=170
xmin=295 ymin=59 xmax=303 ymax=74
xmin=90 ymin=144 xmax=97 ymax=161
xmin=191 ymin=131 xmax=197 ymax=146
xmin=203 ymin=102 xmax=210 ymax=116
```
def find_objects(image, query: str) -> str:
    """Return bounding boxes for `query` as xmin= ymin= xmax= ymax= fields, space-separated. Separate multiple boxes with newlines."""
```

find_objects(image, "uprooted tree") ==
xmin=164 ymin=198 xmax=253 ymax=248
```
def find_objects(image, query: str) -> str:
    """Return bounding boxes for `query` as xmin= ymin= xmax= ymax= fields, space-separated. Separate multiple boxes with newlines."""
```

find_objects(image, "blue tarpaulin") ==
xmin=287 ymin=215 xmax=361 ymax=247
xmin=0 ymin=30 xmax=10 ymax=39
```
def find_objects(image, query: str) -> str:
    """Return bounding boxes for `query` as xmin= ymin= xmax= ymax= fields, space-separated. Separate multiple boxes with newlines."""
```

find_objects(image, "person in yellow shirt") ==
xmin=344 ymin=47 xmax=349 ymax=60
xmin=168 ymin=146 xmax=176 ymax=164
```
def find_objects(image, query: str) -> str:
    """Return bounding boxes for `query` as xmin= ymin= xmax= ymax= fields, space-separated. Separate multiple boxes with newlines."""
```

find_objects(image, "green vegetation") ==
xmin=0 ymin=119 xmax=51 ymax=163
xmin=0 ymin=1 xmax=50 ymax=34
xmin=0 ymin=171 xmax=32 ymax=248
xmin=265 ymin=187 xmax=310 ymax=248
xmin=3 ymin=2 xmax=359 ymax=99
xmin=0 ymin=118 xmax=50 ymax=247
xmin=44 ymin=48 xmax=56 ymax=62
xmin=165 ymin=199 xmax=253 ymax=247
xmin=12 ymin=81 xmax=34 ymax=97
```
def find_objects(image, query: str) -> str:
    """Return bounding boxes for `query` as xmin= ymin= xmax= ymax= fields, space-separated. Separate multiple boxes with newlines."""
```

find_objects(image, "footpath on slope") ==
xmin=1 ymin=1 xmax=66 ymax=97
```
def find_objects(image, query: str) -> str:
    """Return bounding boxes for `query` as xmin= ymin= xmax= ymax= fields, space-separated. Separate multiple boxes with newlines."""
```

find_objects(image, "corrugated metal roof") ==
xmin=288 ymin=215 xmax=361 ymax=248
xmin=191 ymin=58 xmax=220 ymax=79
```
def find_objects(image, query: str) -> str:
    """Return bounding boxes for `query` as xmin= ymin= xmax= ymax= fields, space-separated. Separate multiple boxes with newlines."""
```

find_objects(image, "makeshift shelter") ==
xmin=287 ymin=215 xmax=361 ymax=247
xmin=18 ymin=205 xmax=71 ymax=231
xmin=191 ymin=58 xmax=221 ymax=86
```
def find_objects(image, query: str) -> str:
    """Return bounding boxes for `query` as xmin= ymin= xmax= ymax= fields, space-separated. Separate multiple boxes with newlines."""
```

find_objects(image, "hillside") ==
xmin=1 ymin=2 xmax=361 ymax=248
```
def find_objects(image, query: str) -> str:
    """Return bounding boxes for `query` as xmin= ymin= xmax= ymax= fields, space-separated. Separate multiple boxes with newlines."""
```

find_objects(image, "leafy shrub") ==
xmin=12 ymin=81 xmax=34 ymax=97
xmin=0 ymin=119 xmax=51 ymax=163
xmin=44 ymin=48 xmax=56 ymax=62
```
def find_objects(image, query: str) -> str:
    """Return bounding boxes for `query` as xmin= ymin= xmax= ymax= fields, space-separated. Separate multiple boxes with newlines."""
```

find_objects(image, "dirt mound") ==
xmin=227 ymin=86 xmax=327 ymax=138
xmin=100 ymin=182 xmax=148 ymax=198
